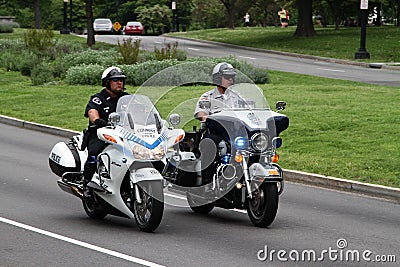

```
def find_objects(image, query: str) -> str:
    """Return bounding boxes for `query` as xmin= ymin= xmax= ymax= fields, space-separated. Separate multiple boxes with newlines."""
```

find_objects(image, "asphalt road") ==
xmin=1 ymin=123 xmax=398 ymax=266
xmin=91 ymin=35 xmax=400 ymax=87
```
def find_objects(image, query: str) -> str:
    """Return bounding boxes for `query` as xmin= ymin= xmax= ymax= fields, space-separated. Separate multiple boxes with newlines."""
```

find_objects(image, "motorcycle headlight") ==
xmin=250 ymin=132 xmax=268 ymax=152
xmin=132 ymin=144 xmax=165 ymax=160
xmin=234 ymin=136 xmax=248 ymax=150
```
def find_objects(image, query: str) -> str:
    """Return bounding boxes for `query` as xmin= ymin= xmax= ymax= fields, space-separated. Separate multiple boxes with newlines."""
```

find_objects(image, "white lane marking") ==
xmin=316 ymin=67 xmax=345 ymax=73
xmin=238 ymin=56 xmax=256 ymax=60
xmin=188 ymin=47 xmax=200 ymax=51
xmin=0 ymin=216 xmax=165 ymax=267
xmin=154 ymin=41 xmax=162 ymax=44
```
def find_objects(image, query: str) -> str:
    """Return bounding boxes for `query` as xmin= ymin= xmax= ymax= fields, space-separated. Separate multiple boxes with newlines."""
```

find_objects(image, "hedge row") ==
xmin=66 ymin=56 xmax=270 ymax=86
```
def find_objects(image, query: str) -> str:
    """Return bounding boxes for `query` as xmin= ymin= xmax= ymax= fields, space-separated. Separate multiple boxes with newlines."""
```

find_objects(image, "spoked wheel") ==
xmin=187 ymin=193 xmax=215 ymax=214
xmin=247 ymin=183 xmax=278 ymax=227
xmin=133 ymin=181 xmax=164 ymax=232
xmin=82 ymin=198 xmax=107 ymax=219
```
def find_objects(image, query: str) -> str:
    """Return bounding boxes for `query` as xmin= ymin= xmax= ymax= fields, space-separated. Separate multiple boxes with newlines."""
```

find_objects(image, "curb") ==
xmin=163 ymin=35 xmax=400 ymax=71
xmin=284 ymin=170 xmax=400 ymax=203
xmin=1 ymin=114 xmax=399 ymax=203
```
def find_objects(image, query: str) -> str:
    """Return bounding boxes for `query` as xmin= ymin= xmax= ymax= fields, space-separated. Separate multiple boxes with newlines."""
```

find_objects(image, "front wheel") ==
xmin=187 ymin=193 xmax=215 ymax=214
xmin=247 ymin=183 xmax=278 ymax=227
xmin=133 ymin=181 xmax=164 ymax=232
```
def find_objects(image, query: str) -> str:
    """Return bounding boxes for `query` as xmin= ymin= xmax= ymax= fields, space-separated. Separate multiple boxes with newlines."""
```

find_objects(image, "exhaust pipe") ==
xmin=57 ymin=180 xmax=83 ymax=199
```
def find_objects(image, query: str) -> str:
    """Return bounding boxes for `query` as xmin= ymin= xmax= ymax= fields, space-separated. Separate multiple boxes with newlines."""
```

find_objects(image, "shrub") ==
xmin=31 ymin=62 xmax=56 ymax=85
xmin=62 ymin=49 xmax=118 ymax=70
xmin=117 ymin=38 xmax=141 ymax=65
xmin=121 ymin=59 xmax=180 ymax=86
xmin=154 ymin=41 xmax=187 ymax=61
xmin=66 ymin=64 xmax=104 ymax=85
xmin=0 ymin=23 xmax=13 ymax=33
xmin=23 ymin=28 xmax=57 ymax=51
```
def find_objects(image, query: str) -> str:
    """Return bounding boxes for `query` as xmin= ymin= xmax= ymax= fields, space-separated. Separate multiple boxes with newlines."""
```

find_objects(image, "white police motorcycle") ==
xmin=49 ymin=94 xmax=184 ymax=232
xmin=162 ymin=83 xmax=289 ymax=227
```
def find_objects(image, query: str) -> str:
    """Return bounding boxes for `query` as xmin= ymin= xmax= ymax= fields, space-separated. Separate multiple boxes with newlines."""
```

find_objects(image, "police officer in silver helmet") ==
xmin=194 ymin=62 xmax=242 ymax=185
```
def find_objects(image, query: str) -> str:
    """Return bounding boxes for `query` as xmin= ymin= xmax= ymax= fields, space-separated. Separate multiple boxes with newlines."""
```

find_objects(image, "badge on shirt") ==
xmin=92 ymin=97 xmax=102 ymax=105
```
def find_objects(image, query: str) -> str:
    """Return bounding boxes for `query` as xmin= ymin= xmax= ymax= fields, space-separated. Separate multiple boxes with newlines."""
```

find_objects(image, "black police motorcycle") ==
xmin=162 ymin=83 xmax=289 ymax=227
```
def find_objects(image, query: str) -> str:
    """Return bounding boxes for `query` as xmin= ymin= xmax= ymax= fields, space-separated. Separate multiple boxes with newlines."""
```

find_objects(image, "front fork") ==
xmin=241 ymin=156 xmax=253 ymax=199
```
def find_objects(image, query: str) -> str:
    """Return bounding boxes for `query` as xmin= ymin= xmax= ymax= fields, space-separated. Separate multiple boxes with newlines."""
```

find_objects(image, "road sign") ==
xmin=113 ymin=21 xmax=122 ymax=32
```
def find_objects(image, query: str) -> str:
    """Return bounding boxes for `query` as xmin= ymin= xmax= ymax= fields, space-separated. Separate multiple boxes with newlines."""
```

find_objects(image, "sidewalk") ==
xmin=1 ymin=114 xmax=399 ymax=204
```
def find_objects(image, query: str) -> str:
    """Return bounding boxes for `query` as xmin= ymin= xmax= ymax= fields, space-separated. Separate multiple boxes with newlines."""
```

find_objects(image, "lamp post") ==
xmin=355 ymin=0 xmax=370 ymax=59
xmin=172 ymin=1 xmax=177 ymax=32
xmin=60 ymin=0 xmax=70 ymax=34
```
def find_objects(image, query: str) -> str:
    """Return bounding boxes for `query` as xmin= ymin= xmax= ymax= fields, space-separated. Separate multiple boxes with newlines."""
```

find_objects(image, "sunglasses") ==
xmin=222 ymin=74 xmax=235 ymax=80
xmin=111 ymin=77 xmax=124 ymax=82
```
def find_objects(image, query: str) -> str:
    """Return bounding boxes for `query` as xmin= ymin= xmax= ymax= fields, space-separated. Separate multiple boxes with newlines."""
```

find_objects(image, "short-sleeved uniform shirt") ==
xmin=84 ymin=89 xmax=129 ymax=126
xmin=194 ymin=87 xmax=242 ymax=118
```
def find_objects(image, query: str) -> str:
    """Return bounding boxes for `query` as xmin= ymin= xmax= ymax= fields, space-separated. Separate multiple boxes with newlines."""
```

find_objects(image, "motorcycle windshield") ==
xmin=116 ymin=94 xmax=166 ymax=161
xmin=211 ymin=83 xmax=270 ymax=111
xmin=116 ymin=94 xmax=161 ymax=127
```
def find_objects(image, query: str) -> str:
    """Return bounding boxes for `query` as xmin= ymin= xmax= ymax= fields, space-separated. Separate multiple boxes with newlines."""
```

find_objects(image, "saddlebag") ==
xmin=49 ymin=140 xmax=81 ymax=177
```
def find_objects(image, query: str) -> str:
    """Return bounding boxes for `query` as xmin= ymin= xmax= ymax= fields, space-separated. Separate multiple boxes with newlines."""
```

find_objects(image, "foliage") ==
xmin=61 ymin=49 xmax=118 ymax=70
xmin=117 ymin=38 xmax=141 ymax=64
xmin=154 ymin=41 xmax=187 ymax=61
xmin=0 ymin=21 xmax=18 ymax=33
xmin=23 ymin=27 xmax=57 ymax=51
xmin=137 ymin=4 xmax=172 ymax=34
xmin=65 ymin=64 xmax=104 ymax=85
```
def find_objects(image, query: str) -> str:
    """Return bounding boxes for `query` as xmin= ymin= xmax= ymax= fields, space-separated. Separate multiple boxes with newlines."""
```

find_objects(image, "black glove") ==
xmin=94 ymin=118 xmax=107 ymax=127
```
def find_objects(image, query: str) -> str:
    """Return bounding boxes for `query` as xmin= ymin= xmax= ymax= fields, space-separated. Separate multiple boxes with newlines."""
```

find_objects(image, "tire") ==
xmin=247 ymin=183 xmax=278 ymax=227
xmin=82 ymin=199 xmax=107 ymax=219
xmin=187 ymin=193 xmax=214 ymax=214
xmin=133 ymin=181 xmax=164 ymax=232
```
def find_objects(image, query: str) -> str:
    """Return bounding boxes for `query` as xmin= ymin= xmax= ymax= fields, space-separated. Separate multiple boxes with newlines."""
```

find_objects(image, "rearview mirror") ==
xmin=276 ymin=101 xmax=286 ymax=111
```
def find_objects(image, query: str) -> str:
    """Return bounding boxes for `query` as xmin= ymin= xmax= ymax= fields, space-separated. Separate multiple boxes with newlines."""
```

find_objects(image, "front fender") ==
xmin=249 ymin=162 xmax=283 ymax=182
xmin=130 ymin=167 xmax=163 ymax=184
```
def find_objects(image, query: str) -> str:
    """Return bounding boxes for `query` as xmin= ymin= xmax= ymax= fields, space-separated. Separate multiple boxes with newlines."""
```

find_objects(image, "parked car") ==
xmin=93 ymin=18 xmax=113 ymax=34
xmin=123 ymin=21 xmax=144 ymax=35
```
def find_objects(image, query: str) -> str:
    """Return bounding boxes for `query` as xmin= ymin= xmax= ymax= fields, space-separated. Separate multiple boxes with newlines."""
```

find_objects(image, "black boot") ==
xmin=82 ymin=159 xmax=97 ymax=202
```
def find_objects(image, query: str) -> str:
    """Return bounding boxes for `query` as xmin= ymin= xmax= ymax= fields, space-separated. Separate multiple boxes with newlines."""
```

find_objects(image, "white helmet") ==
xmin=212 ymin=62 xmax=236 ymax=85
xmin=101 ymin=66 xmax=126 ymax=87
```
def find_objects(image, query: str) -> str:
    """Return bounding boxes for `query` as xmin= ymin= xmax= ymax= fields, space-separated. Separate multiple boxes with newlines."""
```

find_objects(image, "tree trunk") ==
xmin=294 ymin=0 xmax=316 ymax=37
xmin=33 ymin=0 xmax=41 ymax=28
xmin=220 ymin=0 xmax=236 ymax=29
xmin=86 ymin=0 xmax=95 ymax=47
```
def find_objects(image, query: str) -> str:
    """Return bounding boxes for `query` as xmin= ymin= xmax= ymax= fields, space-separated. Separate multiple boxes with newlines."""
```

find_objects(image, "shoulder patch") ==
xmin=92 ymin=97 xmax=102 ymax=105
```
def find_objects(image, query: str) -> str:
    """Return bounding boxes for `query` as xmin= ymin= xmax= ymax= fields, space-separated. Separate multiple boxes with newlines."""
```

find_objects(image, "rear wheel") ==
xmin=247 ymin=183 xmax=278 ymax=227
xmin=133 ymin=181 xmax=164 ymax=232
xmin=82 ymin=198 xmax=107 ymax=219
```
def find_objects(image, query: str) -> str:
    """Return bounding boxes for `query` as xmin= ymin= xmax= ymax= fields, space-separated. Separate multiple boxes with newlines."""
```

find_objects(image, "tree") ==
xmin=294 ymin=0 xmax=316 ymax=37
xmin=219 ymin=0 xmax=238 ymax=28
xmin=86 ymin=0 xmax=95 ymax=47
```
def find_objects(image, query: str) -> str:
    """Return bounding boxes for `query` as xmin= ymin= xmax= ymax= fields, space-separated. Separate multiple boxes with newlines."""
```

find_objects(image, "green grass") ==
xmin=0 ymin=68 xmax=399 ymax=188
xmin=168 ymin=26 xmax=400 ymax=62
